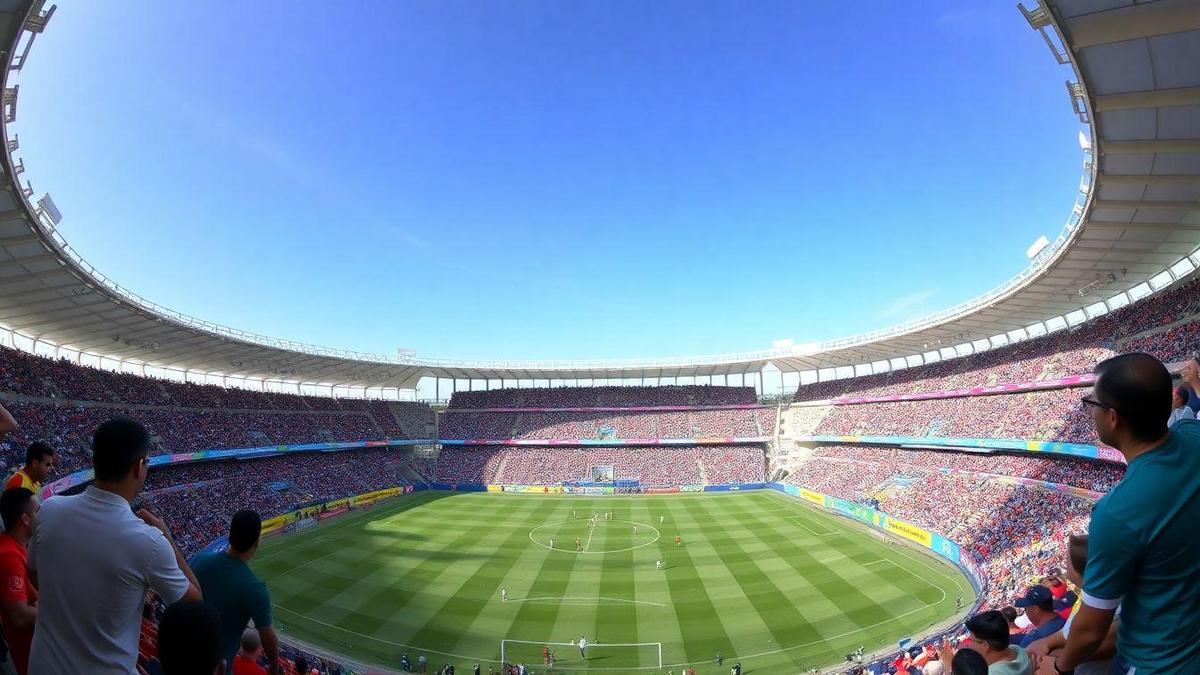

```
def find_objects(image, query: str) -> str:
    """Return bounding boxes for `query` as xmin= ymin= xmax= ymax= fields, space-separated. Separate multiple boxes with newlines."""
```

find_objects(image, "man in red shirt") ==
xmin=0 ymin=487 xmax=38 ymax=675
xmin=231 ymin=627 xmax=268 ymax=675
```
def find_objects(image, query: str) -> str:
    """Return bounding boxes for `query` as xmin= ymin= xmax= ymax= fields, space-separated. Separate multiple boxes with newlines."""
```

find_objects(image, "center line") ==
xmin=584 ymin=520 xmax=596 ymax=551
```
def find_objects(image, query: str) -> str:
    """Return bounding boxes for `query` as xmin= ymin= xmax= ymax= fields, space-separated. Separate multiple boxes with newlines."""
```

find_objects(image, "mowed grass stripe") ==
xmin=659 ymin=496 xmax=770 ymax=668
xmin=257 ymin=492 xmax=974 ymax=673
xmin=269 ymin=495 xmax=531 ymax=645
xmin=403 ymin=497 xmax=563 ymax=656
xmin=331 ymin=497 xmax=541 ymax=639
xmin=713 ymin=496 xmax=911 ymax=668
xmin=595 ymin=506 xmax=641 ymax=664
xmin=680 ymin=496 xmax=818 ymax=670
xmin=504 ymin=503 xmax=587 ymax=652
xmin=254 ymin=492 xmax=448 ymax=575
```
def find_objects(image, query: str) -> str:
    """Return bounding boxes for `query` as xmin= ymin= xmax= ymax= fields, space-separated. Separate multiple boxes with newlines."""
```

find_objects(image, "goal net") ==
xmin=500 ymin=639 xmax=662 ymax=670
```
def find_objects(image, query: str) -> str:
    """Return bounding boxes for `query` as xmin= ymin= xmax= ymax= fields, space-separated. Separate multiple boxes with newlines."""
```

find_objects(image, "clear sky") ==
xmin=13 ymin=1 xmax=1084 ymax=361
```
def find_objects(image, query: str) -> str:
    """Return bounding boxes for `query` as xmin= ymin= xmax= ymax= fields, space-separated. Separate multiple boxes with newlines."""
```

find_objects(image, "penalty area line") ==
xmin=788 ymin=515 xmax=835 ymax=536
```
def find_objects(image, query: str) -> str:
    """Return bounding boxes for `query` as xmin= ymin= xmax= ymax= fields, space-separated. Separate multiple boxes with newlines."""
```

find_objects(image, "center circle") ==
xmin=529 ymin=517 xmax=661 ymax=554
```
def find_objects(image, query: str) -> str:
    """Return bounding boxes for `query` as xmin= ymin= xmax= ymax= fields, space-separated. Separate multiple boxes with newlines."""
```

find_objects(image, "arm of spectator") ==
xmin=0 ymin=402 xmax=16 ymax=437
xmin=1057 ymin=605 xmax=1115 ymax=670
xmin=0 ymin=551 xmax=35 ymax=630
xmin=260 ymin=625 xmax=281 ymax=675
xmin=1025 ymin=630 xmax=1065 ymax=666
xmin=1058 ymin=510 xmax=1134 ymax=670
xmin=137 ymin=509 xmax=201 ymax=603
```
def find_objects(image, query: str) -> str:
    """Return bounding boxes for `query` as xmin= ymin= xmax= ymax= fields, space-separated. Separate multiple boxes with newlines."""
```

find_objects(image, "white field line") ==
xmin=509 ymin=595 xmax=666 ymax=607
xmin=788 ymin=515 xmax=836 ymax=536
xmin=862 ymin=559 xmax=889 ymax=567
xmin=584 ymin=520 xmax=596 ymax=551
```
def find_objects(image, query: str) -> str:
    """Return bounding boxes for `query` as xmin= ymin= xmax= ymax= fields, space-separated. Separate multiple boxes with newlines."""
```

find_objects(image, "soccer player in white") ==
xmin=659 ymin=515 xmax=664 ymax=525
xmin=632 ymin=524 xmax=638 ymax=534
xmin=501 ymin=587 xmax=508 ymax=602
xmin=578 ymin=636 xmax=588 ymax=659
xmin=549 ymin=537 xmax=555 ymax=549
xmin=656 ymin=560 xmax=663 ymax=571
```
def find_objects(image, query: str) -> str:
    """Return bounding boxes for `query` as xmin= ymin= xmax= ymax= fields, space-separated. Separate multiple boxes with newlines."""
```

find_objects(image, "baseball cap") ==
xmin=1014 ymin=586 xmax=1053 ymax=608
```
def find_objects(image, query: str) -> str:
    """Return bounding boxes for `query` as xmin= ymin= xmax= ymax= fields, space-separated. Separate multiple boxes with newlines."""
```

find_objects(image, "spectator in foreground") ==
xmin=1059 ymin=353 xmax=1200 ymax=673
xmin=952 ymin=648 xmax=991 ymax=675
xmin=1027 ymin=534 xmax=1114 ymax=675
xmin=191 ymin=510 xmax=278 ymax=674
xmin=1168 ymin=385 xmax=1195 ymax=427
xmin=0 ymin=403 xmax=16 ymax=440
xmin=1012 ymin=587 xmax=1064 ymax=648
xmin=3 ymin=442 xmax=54 ymax=496
xmin=231 ymin=628 xmax=266 ymax=675
xmin=156 ymin=600 xmax=225 ymax=675
xmin=963 ymin=610 xmax=1032 ymax=674
xmin=1179 ymin=356 xmax=1200 ymax=413
xmin=28 ymin=417 xmax=202 ymax=673
xmin=0 ymin=488 xmax=37 ymax=675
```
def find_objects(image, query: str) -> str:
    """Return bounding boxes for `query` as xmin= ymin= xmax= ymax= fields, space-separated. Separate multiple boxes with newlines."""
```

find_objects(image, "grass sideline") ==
xmin=254 ymin=490 xmax=974 ymax=673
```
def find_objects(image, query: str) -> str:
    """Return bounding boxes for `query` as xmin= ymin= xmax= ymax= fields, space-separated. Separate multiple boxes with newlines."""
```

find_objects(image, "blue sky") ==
xmin=14 ymin=1 xmax=1083 ymax=361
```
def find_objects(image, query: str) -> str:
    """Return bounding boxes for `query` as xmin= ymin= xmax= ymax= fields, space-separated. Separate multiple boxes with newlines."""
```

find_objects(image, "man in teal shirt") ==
xmin=191 ymin=510 xmax=279 ymax=674
xmin=1057 ymin=353 xmax=1200 ymax=674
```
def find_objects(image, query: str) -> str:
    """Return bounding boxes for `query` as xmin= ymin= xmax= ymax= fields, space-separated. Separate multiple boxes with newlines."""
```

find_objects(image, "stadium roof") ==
xmin=0 ymin=0 xmax=1197 ymax=392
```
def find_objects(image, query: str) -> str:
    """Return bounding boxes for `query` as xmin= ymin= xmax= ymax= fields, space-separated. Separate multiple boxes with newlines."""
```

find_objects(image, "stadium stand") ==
xmin=784 ymin=444 xmax=1110 ymax=609
xmin=447 ymin=385 xmax=758 ymax=408
xmin=433 ymin=445 xmax=765 ymax=487
xmin=794 ymin=276 xmax=1200 ymax=402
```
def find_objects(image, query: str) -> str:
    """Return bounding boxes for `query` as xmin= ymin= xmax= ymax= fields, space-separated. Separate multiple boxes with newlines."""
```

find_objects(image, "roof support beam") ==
xmin=1091 ymin=199 xmax=1200 ymax=209
xmin=1065 ymin=0 xmax=1200 ymax=49
xmin=1101 ymin=140 xmax=1200 ymax=154
xmin=1094 ymin=222 xmax=1200 ymax=233
xmin=1099 ymin=174 xmax=1200 ymax=185
xmin=1094 ymin=87 xmax=1200 ymax=112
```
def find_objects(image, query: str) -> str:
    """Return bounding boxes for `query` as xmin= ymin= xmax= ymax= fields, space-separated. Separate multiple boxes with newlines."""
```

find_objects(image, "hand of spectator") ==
xmin=937 ymin=638 xmax=954 ymax=666
xmin=1025 ymin=636 xmax=1052 ymax=665
xmin=137 ymin=508 xmax=171 ymax=538
xmin=1034 ymin=656 xmax=1061 ymax=675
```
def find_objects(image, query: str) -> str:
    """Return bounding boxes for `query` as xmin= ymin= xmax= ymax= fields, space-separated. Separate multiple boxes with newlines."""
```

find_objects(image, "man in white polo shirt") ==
xmin=28 ymin=417 xmax=202 ymax=674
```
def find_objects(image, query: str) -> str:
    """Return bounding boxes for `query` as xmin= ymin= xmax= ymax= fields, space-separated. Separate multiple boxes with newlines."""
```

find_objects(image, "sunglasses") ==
xmin=1081 ymin=395 xmax=1122 ymax=415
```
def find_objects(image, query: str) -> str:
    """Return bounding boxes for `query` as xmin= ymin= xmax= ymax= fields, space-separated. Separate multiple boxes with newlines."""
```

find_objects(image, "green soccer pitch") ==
xmin=253 ymin=490 xmax=974 ymax=673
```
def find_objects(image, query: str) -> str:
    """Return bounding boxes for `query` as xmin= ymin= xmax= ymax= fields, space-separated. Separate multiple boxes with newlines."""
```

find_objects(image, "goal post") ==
xmin=500 ymin=639 xmax=662 ymax=669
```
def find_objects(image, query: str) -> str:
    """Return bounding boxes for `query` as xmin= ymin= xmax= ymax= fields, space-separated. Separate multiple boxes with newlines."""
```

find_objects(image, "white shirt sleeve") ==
xmin=142 ymin=527 xmax=190 ymax=604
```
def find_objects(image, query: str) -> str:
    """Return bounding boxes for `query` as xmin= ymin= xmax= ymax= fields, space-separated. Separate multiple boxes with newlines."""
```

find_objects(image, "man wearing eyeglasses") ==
xmin=1052 ymin=353 xmax=1200 ymax=675
xmin=27 ymin=417 xmax=202 ymax=674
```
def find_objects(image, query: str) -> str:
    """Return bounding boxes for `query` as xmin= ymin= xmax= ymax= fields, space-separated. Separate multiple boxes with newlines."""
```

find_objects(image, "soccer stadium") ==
xmin=0 ymin=1 xmax=1197 ymax=674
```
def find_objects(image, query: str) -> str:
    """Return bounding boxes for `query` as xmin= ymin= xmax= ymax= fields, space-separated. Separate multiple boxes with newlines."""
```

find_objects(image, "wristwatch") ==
xmin=1053 ymin=658 xmax=1074 ymax=675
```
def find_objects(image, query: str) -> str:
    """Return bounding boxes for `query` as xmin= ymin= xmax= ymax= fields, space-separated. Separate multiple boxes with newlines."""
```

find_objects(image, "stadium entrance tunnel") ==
xmin=528 ymin=517 xmax=660 ymax=554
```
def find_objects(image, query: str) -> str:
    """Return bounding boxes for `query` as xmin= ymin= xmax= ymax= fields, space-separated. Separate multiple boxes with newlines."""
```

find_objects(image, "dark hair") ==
xmin=25 ymin=442 xmax=54 ymax=465
xmin=1177 ymin=385 xmax=1191 ymax=403
xmin=157 ymin=600 xmax=222 ymax=675
xmin=228 ymin=509 xmax=262 ymax=553
xmin=951 ymin=648 xmax=990 ymax=675
xmin=1069 ymin=533 xmax=1089 ymax=576
xmin=92 ymin=418 xmax=150 ymax=482
xmin=0 ymin=488 xmax=34 ymax=532
xmin=1093 ymin=353 xmax=1172 ymax=441
xmin=295 ymin=656 xmax=308 ymax=673
xmin=965 ymin=610 xmax=1010 ymax=650
xmin=999 ymin=606 xmax=1018 ymax=624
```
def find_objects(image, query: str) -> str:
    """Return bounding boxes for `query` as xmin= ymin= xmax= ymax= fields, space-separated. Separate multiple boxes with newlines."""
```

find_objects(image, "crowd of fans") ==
xmin=134 ymin=449 xmax=423 ymax=558
xmin=0 ymin=401 xmax=388 ymax=478
xmin=0 ymin=345 xmax=435 ymax=438
xmin=447 ymin=384 xmax=758 ymax=408
xmin=438 ymin=408 xmax=770 ymax=440
xmin=795 ymin=276 xmax=1200 ymax=402
xmin=433 ymin=445 xmax=766 ymax=486
xmin=786 ymin=446 xmax=1096 ymax=611
xmin=789 ymin=388 xmax=1098 ymax=444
